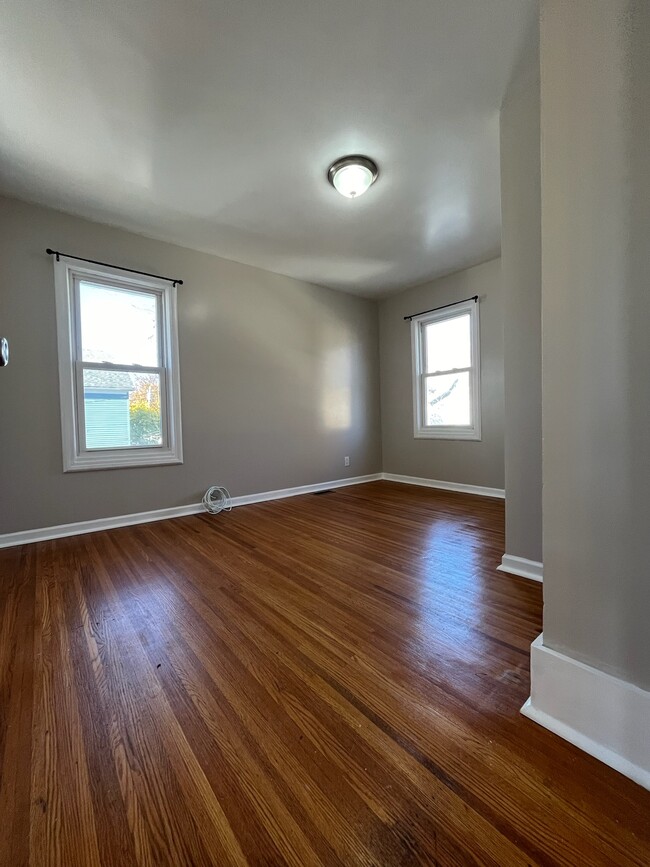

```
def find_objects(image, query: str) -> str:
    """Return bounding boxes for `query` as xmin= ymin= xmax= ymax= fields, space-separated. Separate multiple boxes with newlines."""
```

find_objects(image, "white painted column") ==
xmin=526 ymin=0 xmax=650 ymax=790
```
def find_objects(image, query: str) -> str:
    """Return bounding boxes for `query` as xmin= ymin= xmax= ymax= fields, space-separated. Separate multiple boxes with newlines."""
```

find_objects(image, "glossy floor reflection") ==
xmin=1 ymin=481 xmax=648 ymax=866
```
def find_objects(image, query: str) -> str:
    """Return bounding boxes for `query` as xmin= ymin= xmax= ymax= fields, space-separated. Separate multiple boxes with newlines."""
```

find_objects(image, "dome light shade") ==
xmin=328 ymin=155 xmax=378 ymax=198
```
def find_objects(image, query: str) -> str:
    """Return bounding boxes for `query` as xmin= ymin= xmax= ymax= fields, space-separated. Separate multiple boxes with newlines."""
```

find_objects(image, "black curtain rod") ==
xmin=404 ymin=294 xmax=478 ymax=321
xmin=46 ymin=249 xmax=183 ymax=287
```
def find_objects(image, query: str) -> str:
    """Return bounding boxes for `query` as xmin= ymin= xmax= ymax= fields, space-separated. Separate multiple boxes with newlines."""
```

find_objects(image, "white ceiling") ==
xmin=0 ymin=0 xmax=537 ymax=297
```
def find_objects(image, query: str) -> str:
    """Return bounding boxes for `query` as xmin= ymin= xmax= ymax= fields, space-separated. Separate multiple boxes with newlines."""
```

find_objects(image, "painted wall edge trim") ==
xmin=0 ymin=473 xmax=384 ymax=549
xmin=522 ymin=634 xmax=650 ymax=791
xmin=381 ymin=473 xmax=505 ymax=499
xmin=497 ymin=554 xmax=543 ymax=582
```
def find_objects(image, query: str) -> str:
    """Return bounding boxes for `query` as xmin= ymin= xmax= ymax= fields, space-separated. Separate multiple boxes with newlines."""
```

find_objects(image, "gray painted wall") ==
xmin=541 ymin=0 xmax=650 ymax=689
xmin=0 ymin=197 xmax=382 ymax=535
xmin=379 ymin=258 xmax=505 ymax=489
xmin=500 ymin=37 xmax=542 ymax=562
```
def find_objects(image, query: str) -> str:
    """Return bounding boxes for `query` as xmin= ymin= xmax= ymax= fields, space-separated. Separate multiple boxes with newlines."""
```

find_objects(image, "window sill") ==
xmin=414 ymin=429 xmax=481 ymax=441
xmin=63 ymin=449 xmax=183 ymax=472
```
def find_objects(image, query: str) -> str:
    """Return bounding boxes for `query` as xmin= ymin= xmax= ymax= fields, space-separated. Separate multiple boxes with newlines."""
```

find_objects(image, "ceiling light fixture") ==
xmin=327 ymin=155 xmax=379 ymax=199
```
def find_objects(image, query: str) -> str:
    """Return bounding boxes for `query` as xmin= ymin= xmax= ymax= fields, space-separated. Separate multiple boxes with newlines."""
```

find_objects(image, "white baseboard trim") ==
xmin=522 ymin=634 xmax=650 ymax=790
xmin=0 ymin=472 xmax=506 ymax=549
xmin=381 ymin=473 xmax=505 ymax=499
xmin=229 ymin=473 xmax=382 ymax=508
xmin=497 ymin=554 xmax=543 ymax=582
xmin=0 ymin=502 xmax=205 ymax=549
xmin=0 ymin=473 xmax=382 ymax=549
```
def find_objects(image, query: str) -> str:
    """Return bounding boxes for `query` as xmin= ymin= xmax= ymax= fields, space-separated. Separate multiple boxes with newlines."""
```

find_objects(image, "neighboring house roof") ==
xmin=84 ymin=369 xmax=134 ymax=390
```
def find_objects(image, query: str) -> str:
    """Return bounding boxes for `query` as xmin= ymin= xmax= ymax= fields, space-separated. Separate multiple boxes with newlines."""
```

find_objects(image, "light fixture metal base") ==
xmin=327 ymin=155 xmax=379 ymax=197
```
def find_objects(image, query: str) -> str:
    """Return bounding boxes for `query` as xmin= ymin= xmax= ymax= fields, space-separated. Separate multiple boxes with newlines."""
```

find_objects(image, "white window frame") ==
xmin=411 ymin=299 xmax=481 ymax=441
xmin=54 ymin=257 xmax=183 ymax=471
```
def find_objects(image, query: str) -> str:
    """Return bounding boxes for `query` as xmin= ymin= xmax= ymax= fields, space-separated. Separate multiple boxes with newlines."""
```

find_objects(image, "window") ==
xmin=411 ymin=299 xmax=481 ymax=440
xmin=54 ymin=258 xmax=182 ymax=471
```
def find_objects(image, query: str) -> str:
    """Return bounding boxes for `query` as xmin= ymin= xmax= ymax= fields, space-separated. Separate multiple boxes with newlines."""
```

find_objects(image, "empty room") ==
xmin=1 ymin=1 xmax=649 ymax=865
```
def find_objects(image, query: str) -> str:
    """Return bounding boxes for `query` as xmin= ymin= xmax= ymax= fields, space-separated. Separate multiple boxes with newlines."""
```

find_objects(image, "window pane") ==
xmin=425 ymin=372 xmax=471 ymax=426
xmin=83 ymin=369 xmax=162 ymax=449
xmin=424 ymin=313 xmax=471 ymax=373
xmin=79 ymin=281 xmax=159 ymax=366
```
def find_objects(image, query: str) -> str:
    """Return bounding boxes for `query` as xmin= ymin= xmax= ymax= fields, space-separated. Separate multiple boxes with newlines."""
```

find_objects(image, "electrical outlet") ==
xmin=344 ymin=456 xmax=350 ymax=467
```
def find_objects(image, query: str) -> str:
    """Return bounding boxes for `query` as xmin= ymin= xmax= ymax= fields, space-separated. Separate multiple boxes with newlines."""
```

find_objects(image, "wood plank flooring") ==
xmin=1 ymin=480 xmax=648 ymax=866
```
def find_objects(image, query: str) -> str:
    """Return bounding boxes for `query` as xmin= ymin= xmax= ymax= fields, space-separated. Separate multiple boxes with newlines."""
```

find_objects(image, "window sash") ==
xmin=74 ymin=361 xmax=168 ymax=453
xmin=420 ymin=371 xmax=474 ymax=429
xmin=71 ymin=275 xmax=169 ymax=454
xmin=419 ymin=315 xmax=475 ymax=430
xmin=72 ymin=274 xmax=165 ymax=368
xmin=422 ymin=313 xmax=471 ymax=375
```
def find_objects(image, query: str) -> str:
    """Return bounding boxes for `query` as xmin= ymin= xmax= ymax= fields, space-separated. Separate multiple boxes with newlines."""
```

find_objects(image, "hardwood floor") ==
xmin=1 ymin=481 xmax=648 ymax=866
